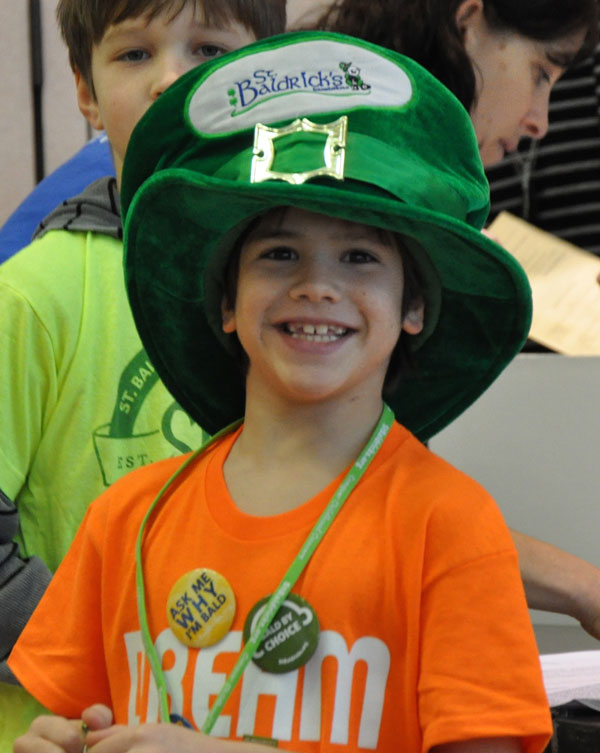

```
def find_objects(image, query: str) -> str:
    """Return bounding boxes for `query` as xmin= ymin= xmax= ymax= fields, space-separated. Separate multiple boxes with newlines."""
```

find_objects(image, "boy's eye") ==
xmin=195 ymin=44 xmax=227 ymax=59
xmin=261 ymin=245 xmax=297 ymax=261
xmin=119 ymin=49 xmax=149 ymax=63
xmin=343 ymin=249 xmax=378 ymax=264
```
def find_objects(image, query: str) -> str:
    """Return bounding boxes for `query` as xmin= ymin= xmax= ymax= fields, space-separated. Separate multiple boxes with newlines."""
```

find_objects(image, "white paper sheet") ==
xmin=487 ymin=212 xmax=600 ymax=355
xmin=541 ymin=651 xmax=600 ymax=707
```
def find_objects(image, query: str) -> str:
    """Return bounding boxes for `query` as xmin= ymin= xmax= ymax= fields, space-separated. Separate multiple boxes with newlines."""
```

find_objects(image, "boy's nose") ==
xmin=151 ymin=56 xmax=190 ymax=99
xmin=289 ymin=263 xmax=342 ymax=303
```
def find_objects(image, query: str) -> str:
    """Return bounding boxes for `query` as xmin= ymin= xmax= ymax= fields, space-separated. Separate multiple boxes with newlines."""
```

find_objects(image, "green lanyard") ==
xmin=135 ymin=403 xmax=394 ymax=733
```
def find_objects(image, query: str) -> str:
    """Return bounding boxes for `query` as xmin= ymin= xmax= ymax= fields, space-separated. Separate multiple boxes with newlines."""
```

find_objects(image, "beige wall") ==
xmin=0 ymin=0 xmax=89 ymax=227
xmin=286 ymin=0 xmax=330 ymax=28
xmin=430 ymin=354 xmax=600 ymax=653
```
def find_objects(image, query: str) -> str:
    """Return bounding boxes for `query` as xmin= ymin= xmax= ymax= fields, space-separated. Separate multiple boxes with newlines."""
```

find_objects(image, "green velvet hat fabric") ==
xmin=121 ymin=31 xmax=532 ymax=441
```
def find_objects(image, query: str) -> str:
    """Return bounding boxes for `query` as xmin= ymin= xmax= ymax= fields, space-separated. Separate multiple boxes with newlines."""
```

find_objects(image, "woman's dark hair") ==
xmin=313 ymin=0 xmax=599 ymax=111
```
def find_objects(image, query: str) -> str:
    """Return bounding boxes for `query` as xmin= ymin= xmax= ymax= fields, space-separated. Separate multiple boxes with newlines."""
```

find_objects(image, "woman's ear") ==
xmin=401 ymin=300 xmax=425 ymax=336
xmin=221 ymin=298 xmax=236 ymax=334
xmin=455 ymin=0 xmax=484 ymax=39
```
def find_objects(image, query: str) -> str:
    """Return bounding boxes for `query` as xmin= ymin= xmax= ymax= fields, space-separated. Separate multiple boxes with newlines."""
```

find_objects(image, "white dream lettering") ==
xmin=124 ymin=629 xmax=390 ymax=747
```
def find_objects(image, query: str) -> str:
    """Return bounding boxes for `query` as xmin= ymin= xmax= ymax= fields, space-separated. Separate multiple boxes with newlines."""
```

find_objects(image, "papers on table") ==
xmin=541 ymin=651 xmax=600 ymax=708
xmin=487 ymin=211 xmax=600 ymax=355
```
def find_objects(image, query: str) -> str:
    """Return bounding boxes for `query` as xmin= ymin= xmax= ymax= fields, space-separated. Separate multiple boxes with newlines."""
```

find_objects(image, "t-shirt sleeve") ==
xmin=0 ymin=278 xmax=57 ymax=500
xmin=0 ymin=237 xmax=85 ymax=502
xmin=7 ymin=498 xmax=112 ymax=716
xmin=417 ymin=480 xmax=552 ymax=753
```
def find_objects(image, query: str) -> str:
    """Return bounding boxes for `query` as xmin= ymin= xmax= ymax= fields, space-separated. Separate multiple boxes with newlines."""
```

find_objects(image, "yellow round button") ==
xmin=166 ymin=568 xmax=236 ymax=649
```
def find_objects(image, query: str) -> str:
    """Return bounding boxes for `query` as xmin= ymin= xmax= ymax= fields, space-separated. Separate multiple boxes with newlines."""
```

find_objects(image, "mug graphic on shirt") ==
xmin=92 ymin=348 xmax=205 ymax=486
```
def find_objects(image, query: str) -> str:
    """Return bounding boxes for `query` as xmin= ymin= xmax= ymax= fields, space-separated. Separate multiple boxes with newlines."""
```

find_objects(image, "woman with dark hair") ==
xmin=314 ymin=0 xmax=598 ymax=165
xmin=486 ymin=30 xmax=600 ymax=255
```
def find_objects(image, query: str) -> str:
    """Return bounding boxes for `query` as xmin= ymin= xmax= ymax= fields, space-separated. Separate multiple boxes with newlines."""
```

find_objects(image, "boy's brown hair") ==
xmin=56 ymin=0 xmax=286 ymax=91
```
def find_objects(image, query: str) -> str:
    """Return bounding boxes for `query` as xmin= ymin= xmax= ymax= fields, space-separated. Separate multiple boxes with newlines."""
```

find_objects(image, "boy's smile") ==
xmin=75 ymin=4 xmax=256 ymax=186
xmin=273 ymin=317 xmax=356 ymax=354
xmin=284 ymin=322 xmax=350 ymax=343
xmin=221 ymin=208 xmax=424 ymax=406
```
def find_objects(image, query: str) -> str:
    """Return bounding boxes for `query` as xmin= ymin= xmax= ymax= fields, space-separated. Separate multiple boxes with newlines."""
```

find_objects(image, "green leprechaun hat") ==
xmin=121 ymin=31 xmax=532 ymax=441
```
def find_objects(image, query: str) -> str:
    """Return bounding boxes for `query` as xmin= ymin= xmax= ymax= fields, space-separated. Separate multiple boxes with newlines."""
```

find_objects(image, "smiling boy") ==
xmin=221 ymin=209 xmax=423 ymax=415
xmin=0 ymin=0 xmax=284 ymax=744
xmin=217 ymin=207 xmax=425 ymax=519
xmin=11 ymin=33 xmax=552 ymax=753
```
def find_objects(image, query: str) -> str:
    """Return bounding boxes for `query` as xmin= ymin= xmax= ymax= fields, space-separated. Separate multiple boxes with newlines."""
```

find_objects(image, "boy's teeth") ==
xmin=286 ymin=323 xmax=347 ymax=340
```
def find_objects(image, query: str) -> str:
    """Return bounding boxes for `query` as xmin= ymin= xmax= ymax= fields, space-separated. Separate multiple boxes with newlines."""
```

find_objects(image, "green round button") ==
xmin=243 ymin=593 xmax=320 ymax=674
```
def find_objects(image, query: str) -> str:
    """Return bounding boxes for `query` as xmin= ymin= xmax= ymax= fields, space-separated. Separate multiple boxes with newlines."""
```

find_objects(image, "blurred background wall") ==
xmin=0 ymin=0 xmax=90 ymax=227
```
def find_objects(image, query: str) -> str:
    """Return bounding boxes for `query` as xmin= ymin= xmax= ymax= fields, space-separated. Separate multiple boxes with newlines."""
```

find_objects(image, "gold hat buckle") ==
xmin=251 ymin=116 xmax=347 ymax=185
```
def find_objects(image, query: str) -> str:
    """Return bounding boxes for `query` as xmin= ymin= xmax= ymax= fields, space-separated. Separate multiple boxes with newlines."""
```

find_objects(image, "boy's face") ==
xmin=75 ymin=4 xmax=256 ymax=186
xmin=221 ymin=208 xmax=424 ymax=406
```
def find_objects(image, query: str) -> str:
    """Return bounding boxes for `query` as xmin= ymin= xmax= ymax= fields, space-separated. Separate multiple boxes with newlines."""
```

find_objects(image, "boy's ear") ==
xmin=401 ymin=300 xmax=425 ymax=336
xmin=221 ymin=298 xmax=236 ymax=334
xmin=75 ymin=70 xmax=103 ymax=131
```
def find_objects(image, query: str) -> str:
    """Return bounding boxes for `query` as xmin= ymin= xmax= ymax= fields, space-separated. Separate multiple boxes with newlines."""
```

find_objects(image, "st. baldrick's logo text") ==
xmin=229 ymin=65 xmax=366 ymax=111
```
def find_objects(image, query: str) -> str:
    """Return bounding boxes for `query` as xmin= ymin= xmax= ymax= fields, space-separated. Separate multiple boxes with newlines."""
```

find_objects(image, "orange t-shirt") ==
xmin=9 ymin=422 xmax=552 ymax=752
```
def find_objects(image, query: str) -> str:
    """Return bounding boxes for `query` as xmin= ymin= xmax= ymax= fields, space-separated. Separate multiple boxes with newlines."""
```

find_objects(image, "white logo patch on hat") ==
xmin=188 ymin=40 xmax=413 ymax=135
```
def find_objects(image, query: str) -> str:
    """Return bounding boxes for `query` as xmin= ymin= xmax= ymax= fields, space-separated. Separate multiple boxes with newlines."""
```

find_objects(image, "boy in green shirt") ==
xmin=0 ymin=0 xmax=284 ymax=743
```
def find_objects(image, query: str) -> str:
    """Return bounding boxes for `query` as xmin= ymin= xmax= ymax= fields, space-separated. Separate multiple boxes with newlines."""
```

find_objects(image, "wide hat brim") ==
xmin=122 ymin=31 xmax=532 ymax=440
xmin=125 ymin=168 xmax=531 ymax=441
